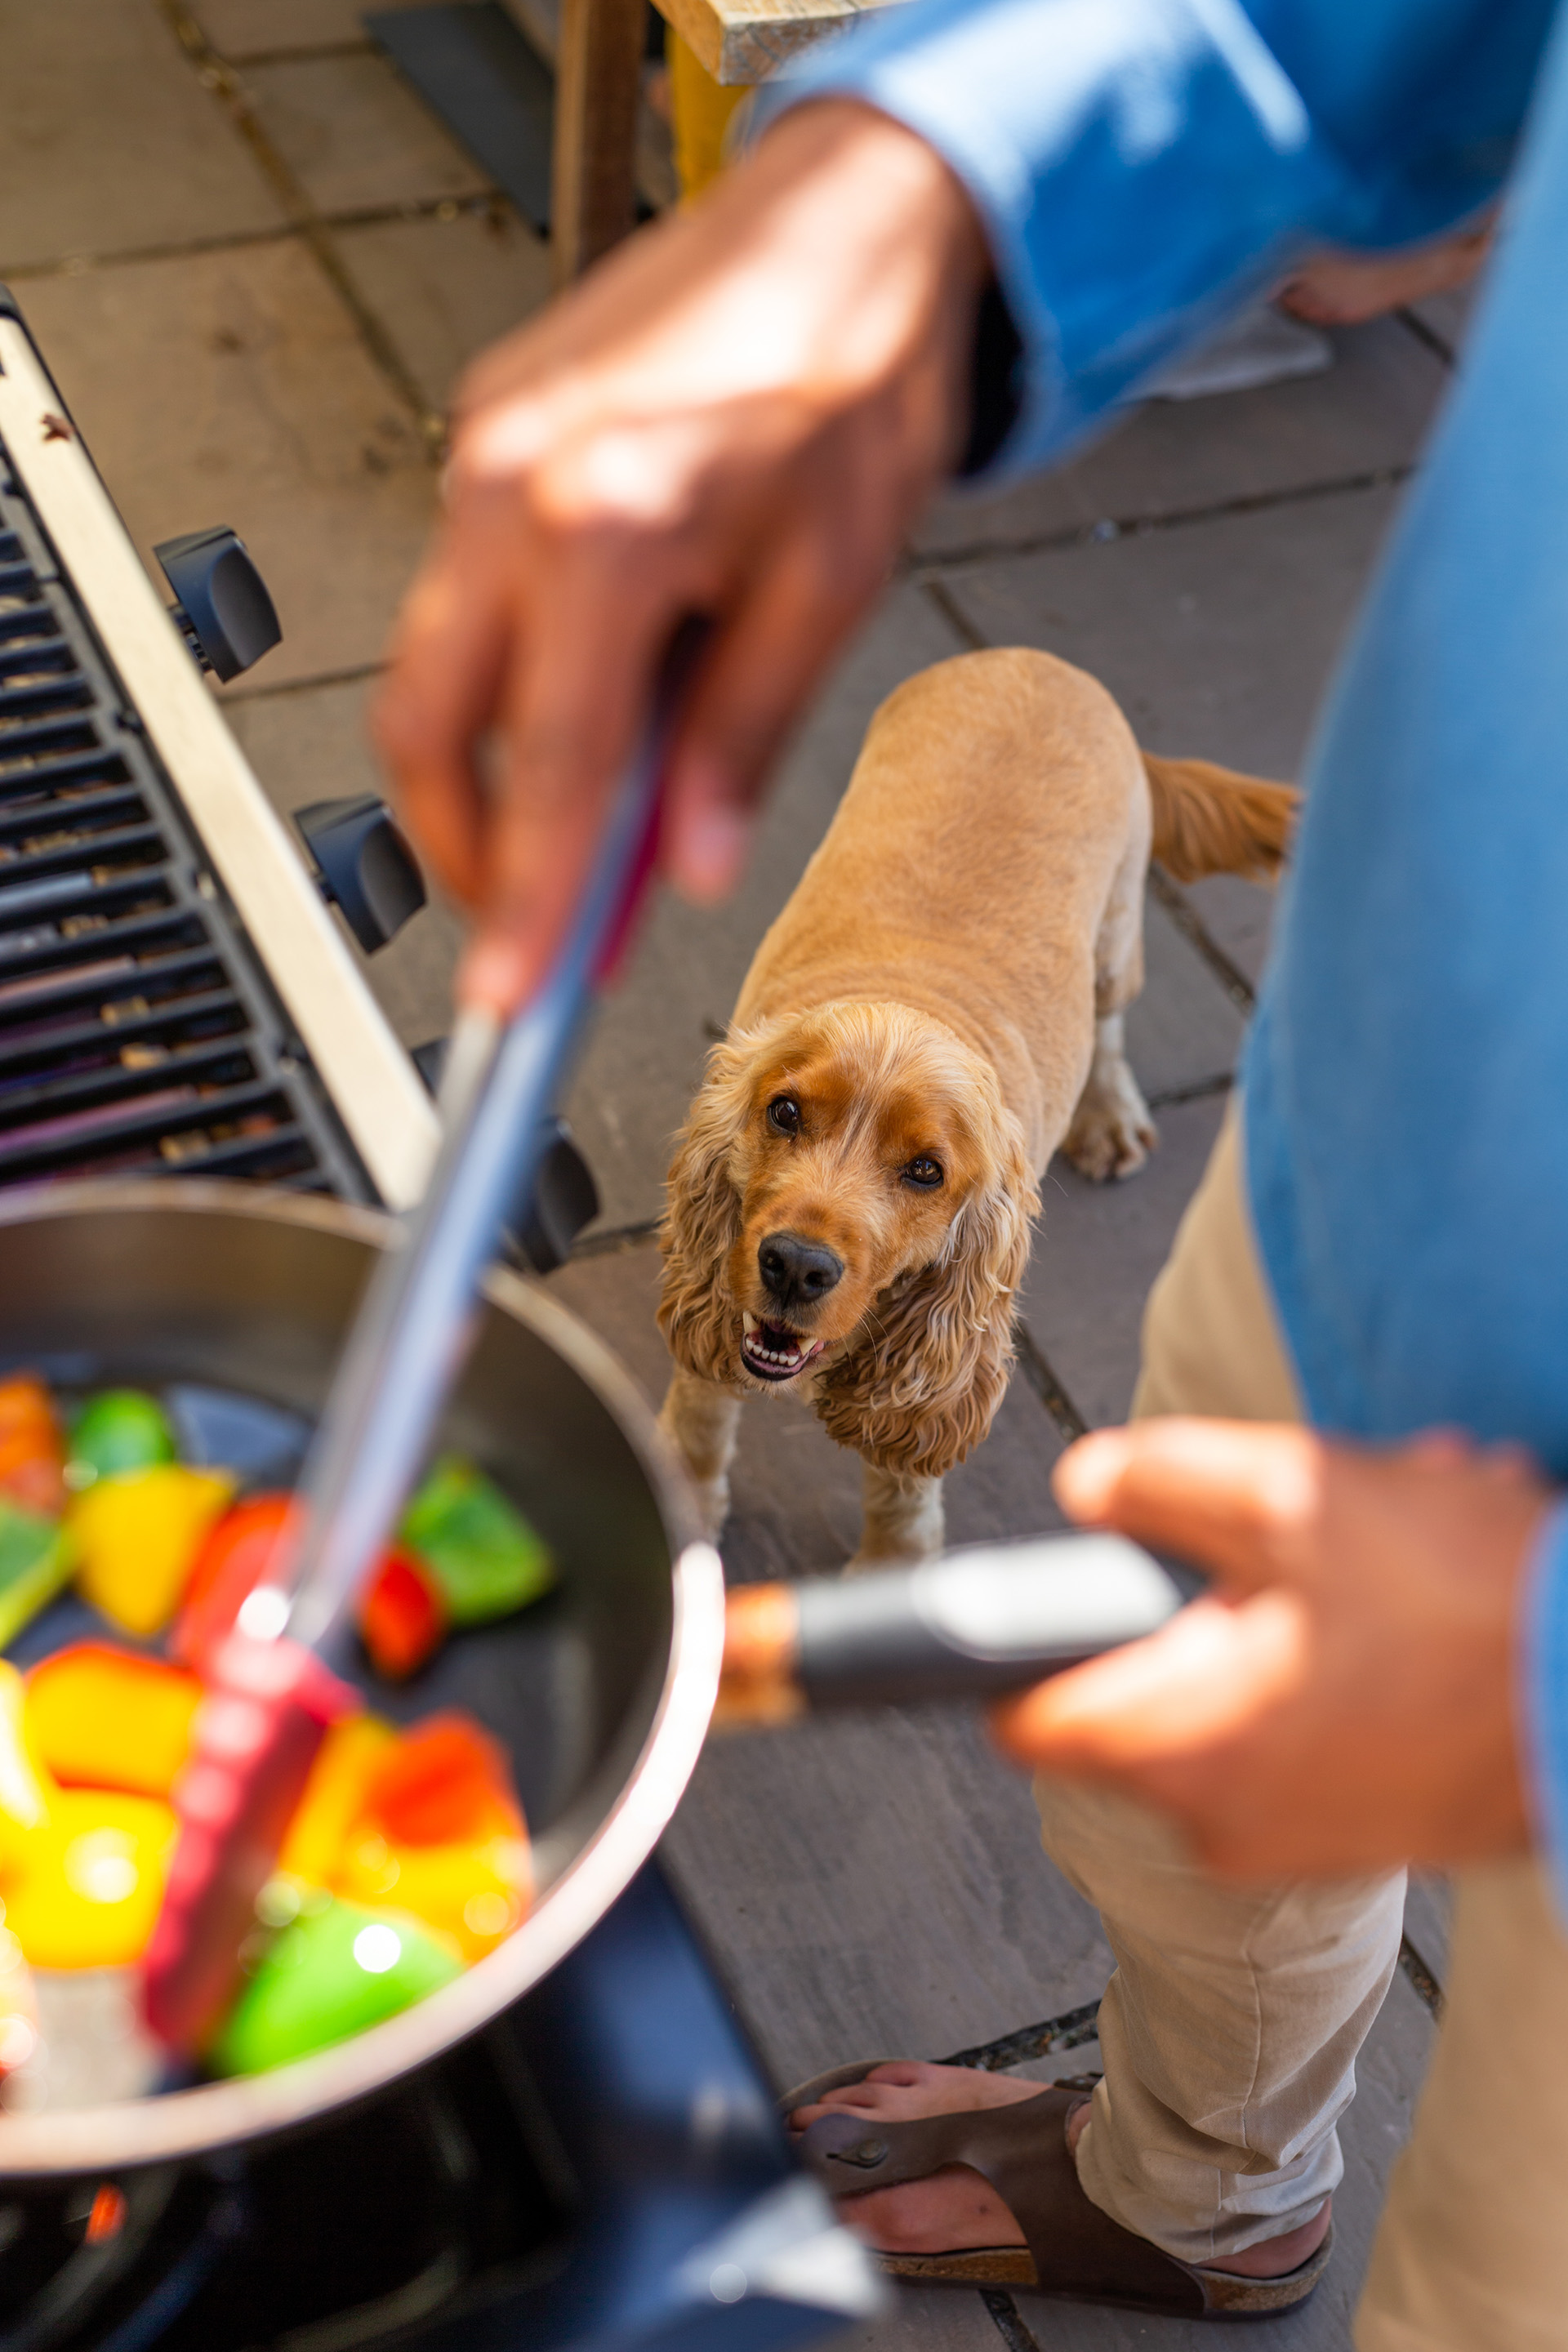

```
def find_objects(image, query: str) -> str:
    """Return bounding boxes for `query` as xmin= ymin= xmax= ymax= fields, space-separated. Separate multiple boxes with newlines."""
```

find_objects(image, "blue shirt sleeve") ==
xmin=1524 ymin=1499 xmax=1568 ymax=1915
xmin=763 ymin=0 xmax=1553 ymax=475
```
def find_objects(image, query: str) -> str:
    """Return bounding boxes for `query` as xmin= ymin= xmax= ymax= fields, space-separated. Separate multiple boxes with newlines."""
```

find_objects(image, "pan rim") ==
xmin=0 ymin=1178 xmax=720 ymax=2175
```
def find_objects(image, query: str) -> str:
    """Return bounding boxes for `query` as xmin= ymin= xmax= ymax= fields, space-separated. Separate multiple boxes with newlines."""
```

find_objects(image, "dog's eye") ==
xmin=902 ymin=1156 xmax=944 ymax=1190
xmin=767 ymin=1096 xmax=800 ymax=1136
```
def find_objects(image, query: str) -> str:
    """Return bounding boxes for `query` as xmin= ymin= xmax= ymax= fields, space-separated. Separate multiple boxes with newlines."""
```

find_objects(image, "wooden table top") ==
xmin=653 ymin=0 xmax=906 ymax=86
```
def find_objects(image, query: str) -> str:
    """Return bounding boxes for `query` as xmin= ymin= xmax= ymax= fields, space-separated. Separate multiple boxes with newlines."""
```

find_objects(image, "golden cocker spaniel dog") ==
xmin=657 ymin=648 xmax=1295 ymax=1567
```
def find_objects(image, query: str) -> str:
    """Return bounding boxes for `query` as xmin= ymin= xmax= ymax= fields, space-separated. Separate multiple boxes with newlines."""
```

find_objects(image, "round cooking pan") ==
xmin=0 ymin=1180 xmax=720 ymax=2177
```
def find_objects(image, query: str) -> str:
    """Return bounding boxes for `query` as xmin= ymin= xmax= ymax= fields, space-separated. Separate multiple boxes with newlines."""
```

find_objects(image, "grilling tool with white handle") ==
xmin=141 ymin=661 xmax=691 ymax=2058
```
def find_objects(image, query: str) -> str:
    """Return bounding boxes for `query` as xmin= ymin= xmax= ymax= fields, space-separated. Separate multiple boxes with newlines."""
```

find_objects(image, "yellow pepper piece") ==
xmin=0 ymin=1660 xmax=54 ymax=1869
xmin=276 ymin=1713 xmax=396 ymax=1887
xmin=2 ymin=1788 xmax=176 ymax=1968
xmin=69 ymin=1467 xmax=234 ymax=1638
xmin=336 ymin=1828 xmax=532 ymax=1962
xmin=25 ymin=1645 xmax=202 ymax=1800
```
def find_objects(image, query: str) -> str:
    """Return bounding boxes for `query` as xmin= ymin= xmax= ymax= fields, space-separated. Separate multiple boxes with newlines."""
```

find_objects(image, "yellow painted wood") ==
xmin=669 ymin=25 xmax=749 ymax=197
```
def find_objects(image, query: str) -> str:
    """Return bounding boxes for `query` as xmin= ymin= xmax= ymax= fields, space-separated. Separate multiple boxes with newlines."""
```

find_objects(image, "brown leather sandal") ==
xmin=782 ymin=2060 xmax=1332 ymax=2320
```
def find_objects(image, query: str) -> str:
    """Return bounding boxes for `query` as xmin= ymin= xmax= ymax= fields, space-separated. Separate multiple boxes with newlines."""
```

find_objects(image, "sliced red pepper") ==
xmin=356 ymin=1549 xmax=448 ymax=1682
xmin=172 ymin=1493 xmax=298 ymax=1669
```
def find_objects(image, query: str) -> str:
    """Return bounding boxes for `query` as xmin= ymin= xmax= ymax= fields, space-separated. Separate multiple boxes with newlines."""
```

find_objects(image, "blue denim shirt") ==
xmin=777 ymin=0 xmax=1568 ymax=1897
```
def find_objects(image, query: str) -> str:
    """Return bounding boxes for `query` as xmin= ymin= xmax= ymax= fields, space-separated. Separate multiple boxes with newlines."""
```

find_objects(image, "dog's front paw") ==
xmin=1064 ymin=1062 xmax=1157 ymax=1183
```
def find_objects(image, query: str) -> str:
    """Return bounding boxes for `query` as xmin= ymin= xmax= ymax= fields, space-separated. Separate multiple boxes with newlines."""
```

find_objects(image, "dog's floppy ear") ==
xmin=817 ymin=1102 xmax=1038 ymax=1477
xmin=657 ymin=1029 xmax=758 ymax=1384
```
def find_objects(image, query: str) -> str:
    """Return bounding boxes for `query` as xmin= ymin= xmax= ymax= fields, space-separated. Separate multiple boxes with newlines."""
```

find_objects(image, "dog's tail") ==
xmin=1142 ymin=753 xmax=1299 ymax=884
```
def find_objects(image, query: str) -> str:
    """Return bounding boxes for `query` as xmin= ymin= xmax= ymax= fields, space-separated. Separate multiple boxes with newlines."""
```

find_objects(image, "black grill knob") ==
xmin=293 ymin=793 xmax=426 ymax=953
xmin=410 ymin=1047 xmax=600 ymax=1276
xmin=154 ymin=526 xmax=281 ymax=682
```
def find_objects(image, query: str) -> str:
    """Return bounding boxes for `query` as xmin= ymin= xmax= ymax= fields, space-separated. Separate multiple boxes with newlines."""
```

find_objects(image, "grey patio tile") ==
xmin=17 ymin=241 xmax=439 ymax=687
xmin=1405 ymin=285 xmax=1477 ymax=364
xmin=848 ymin=2295 xmax=1014 ymax=2352
xmin=1182 ymin=871 xmax=1281 ymax=993
xmin=1126 ymin=893 xmax=1244 ymax=1102
xmin=0 ymin=0 xmax=283 ymax=271
xmin=223 ymin=675 xmax=464 ymax=1050
xmin=914 ymin=315 xmax=1442 ymax=561
xmin=333 ymin=204 xmax=550 ymax=411
xmin=238 ymin=51 xmax=491 ymax=214
xmin=194 ymin=0 xmax=425 ymax=54
xmin=663 ymin=1698 xmax=1113 ymax=2088
xmin=1023 ymin=1093 xmax=1229 ymax=1432
xmin=564 ymin=581 xmax=966 ymax=1234
xmin=938 ymin=481 xmax=1400 ymax=782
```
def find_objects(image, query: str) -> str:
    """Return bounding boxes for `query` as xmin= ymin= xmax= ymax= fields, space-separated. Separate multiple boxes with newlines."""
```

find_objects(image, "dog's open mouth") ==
xmin=741 ymin=1311 xmax=826 ymax=1383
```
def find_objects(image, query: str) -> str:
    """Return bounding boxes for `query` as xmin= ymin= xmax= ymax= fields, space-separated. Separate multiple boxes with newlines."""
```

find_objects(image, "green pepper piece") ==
xmin=207 ymin=1900 xmax=463 ymax=2076
xmin=0 ymin=1499 xmax=74 ymax=1650
xmin=69 ymin=1390 xmax=177 ymax=1483
xmin=399 ymin=1455 xmax=554 ymax=1627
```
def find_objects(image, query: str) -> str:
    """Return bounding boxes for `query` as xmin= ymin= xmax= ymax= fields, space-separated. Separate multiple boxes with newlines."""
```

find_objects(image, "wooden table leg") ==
xmin=551 ymin=0 xmax=648 ymax=285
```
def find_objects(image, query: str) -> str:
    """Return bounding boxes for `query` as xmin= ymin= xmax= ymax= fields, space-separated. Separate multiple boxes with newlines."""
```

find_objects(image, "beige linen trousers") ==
xmin=1035 ymin=1105 xmax=1568 ymax=2348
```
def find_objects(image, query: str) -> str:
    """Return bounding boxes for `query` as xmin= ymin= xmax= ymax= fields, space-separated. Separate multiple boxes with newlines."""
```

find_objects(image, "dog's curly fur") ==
xmin=661 ymin=1005 xmax=1037 ymax=1478
xmin=657 ymin=649 xmax=1294 ymax=1566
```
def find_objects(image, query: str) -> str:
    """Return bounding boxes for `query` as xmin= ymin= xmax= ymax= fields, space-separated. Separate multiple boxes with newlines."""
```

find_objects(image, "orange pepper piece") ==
xmin=26 ymin=1644 xmax=202 ymax=1800
xmin=0 ymin=1376 xmax=65 ymax=1518
xmin=359 ymin=1715 xmax=520 ymax=1847
xmin=336 ymin=1829 xmax=531 ymax=1962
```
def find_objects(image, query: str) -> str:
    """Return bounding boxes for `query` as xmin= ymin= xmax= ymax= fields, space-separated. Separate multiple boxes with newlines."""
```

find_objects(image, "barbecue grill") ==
xmin=0 ymin=289 xmax=874 ymax=2352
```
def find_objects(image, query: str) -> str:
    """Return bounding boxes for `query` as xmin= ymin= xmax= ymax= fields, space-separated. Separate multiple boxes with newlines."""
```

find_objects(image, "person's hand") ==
xmin=373 ymin=100 xmax=988 ymax=1011
xmin=991 ymin=1419 xmax=1554 ymax=1877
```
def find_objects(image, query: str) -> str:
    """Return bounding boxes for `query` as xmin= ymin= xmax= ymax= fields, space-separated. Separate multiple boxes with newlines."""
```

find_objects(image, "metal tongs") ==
xmin=142 ymin=656 xmax=689 ymax=2056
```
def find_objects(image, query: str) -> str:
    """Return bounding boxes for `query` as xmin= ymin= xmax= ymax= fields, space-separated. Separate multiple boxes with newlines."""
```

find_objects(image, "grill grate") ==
xmin=0 ymin=457 xmax=372 ymax=1200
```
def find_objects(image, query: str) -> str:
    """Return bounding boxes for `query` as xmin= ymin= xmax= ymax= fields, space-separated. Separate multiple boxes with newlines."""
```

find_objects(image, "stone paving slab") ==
xmin=335 ymin=204 xmax=551 ymax=409
xmin=16 ymin=241 xmax=438 ymax=685
xmin=237 ymin=51 xmax=493 ymax=213
xmin=938 ymin=483 xmax=1401 ymax=784
xmin=663 ymin=1696 xmax=1113 ymax=2087
xmin=0 ymin=0 xmax=284 ymax=272
xmin=1409 ymin=285 xmax=1477 ymax=363
xmin=193 ymin=0 xmax=431 ymax=51
xmin=1025 ymin=1094 xmax=1229 ymax=1432
xmin=1127 ymin=895 xmax=1243 ymax=1101
xmin=914 ymin=316 xmax=1443 ymax=561
xmin=1182 ymin=871 xmax=1279 ymax=992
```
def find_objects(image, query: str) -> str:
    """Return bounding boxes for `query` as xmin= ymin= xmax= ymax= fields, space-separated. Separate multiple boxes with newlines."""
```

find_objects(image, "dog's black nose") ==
xmin=758 ymin=1232 xmax=843 ymax=1310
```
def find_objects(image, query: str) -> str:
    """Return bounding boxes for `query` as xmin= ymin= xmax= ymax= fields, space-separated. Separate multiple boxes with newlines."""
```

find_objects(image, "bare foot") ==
xmin=790 ymin=2061 xmax=1331 ymax=2276
xmin=1276 ymin=225 xmax=1490 ymax=326
xmin=788 ymin=2062 xmax=1036 ymax=2255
